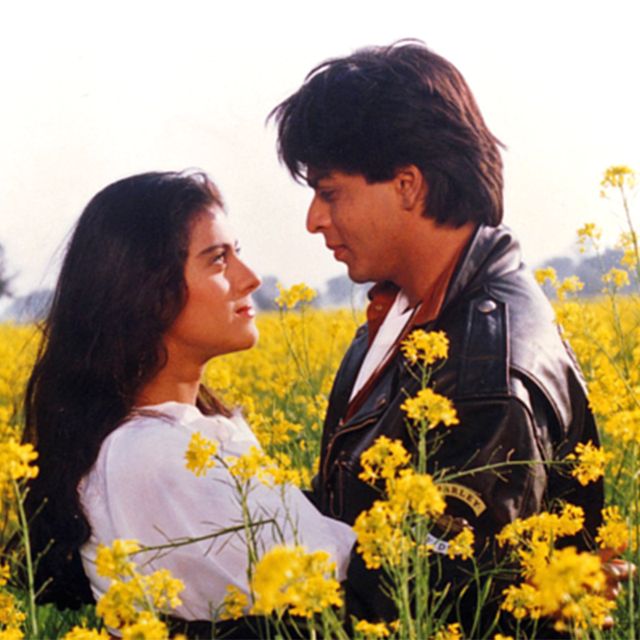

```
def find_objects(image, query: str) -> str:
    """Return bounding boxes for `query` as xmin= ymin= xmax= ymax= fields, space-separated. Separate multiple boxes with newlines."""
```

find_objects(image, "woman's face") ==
xmin=164 ymin=207 xmax=261 ymax=363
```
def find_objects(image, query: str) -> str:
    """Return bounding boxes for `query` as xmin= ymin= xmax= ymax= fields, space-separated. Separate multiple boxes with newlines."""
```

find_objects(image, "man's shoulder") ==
xmin=438 ymin=264 xmax=584 ymax=427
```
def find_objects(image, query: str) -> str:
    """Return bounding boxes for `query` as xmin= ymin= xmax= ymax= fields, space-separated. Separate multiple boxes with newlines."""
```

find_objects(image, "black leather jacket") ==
xmin=312 ymin=225 xmax=603 ymax=624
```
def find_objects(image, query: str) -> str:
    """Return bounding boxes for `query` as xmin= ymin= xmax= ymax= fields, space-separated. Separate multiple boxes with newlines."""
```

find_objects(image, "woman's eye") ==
xmin=210 ymin=251 xmax=228 ymax=265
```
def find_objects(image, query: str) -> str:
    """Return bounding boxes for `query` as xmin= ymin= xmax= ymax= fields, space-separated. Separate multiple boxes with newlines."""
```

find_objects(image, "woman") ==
xmin=24 ymin=171 xmax=355 ymax=629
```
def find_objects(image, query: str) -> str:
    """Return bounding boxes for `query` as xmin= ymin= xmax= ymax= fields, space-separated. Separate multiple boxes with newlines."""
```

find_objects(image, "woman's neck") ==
xmin=135 ymin=346 xmax=205 ymax=407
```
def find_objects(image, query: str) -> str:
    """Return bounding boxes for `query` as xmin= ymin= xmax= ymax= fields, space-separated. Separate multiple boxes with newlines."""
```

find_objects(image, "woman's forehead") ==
xmin=188 ymin=208 xmax=235 ymax=250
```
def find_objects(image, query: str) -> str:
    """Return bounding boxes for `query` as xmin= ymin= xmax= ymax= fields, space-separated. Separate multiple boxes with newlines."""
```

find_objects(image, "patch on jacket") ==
xmin=439 ymin=482 xmax=487 ymax=516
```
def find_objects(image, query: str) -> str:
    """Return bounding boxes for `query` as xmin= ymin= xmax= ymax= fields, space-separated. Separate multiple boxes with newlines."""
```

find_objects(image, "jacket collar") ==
xmin=366 ymin=224 xmax=522 ymax=334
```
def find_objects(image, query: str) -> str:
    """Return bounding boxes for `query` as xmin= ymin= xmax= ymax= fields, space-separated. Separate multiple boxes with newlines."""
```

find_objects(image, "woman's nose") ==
xmin=238 ymin=259 xmax=261 ymax=295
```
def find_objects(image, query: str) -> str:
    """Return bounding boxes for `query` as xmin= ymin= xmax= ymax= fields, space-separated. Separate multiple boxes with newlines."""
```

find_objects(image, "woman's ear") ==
xmin=394 ymin=165 xmax=428 ymax=212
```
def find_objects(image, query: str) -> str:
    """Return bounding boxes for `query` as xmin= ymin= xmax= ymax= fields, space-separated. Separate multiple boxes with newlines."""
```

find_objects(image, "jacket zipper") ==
xmin=322 ymin=415 xmax=381 ymax=485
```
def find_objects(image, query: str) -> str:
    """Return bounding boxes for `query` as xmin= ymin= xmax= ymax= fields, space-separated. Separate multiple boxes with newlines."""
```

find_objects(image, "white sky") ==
xmin=1 ymin=0 xmax=639 ymax=298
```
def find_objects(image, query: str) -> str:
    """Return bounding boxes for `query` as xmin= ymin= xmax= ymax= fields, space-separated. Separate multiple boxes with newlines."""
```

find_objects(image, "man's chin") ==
xmin=346 ymin=267 xmax=374 ymax=285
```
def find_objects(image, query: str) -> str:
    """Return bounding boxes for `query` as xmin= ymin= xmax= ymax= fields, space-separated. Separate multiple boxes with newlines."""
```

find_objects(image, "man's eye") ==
xmin=318 ymin=190 xmax=336 ymax=203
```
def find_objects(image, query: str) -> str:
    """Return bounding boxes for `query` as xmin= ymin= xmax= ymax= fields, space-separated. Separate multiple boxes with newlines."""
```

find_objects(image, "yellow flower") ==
xmin=577 ymin=222 xmax=602 ymax=242
xmin=359 ymin=435 xmax=411 ymax=484
xmin=532 ymin=547 xmax=605 ymax=616
xmin=497 ymin=503 xmax=584 ymax=549
xmin=250 ymin=545 xmax=342 ymax=618
xmin=534 ymin=266 xmax=558 ymax=287
xmin=602 ymin=267 xmax=630 ymax=290
xmin=0 ymin=591 xmax=26 ymax=628
xmin=400 ymin=388 xmax=459 ymax=429
xmin=432 ymin=622 xmax=462 ymax=640
xmin=447 ymin=527 xmax=475 ymax=560
xmin=596 ymin=506 xmax=631 ymax=552
xmin=387 ymin=469 xmax=446 ymax=518
xmin=400 ymin=330 xmax=449 ymax=366
xmin=95 ymin=539 xmax=141 ymax=580
xmin=184 ymin=431 xmax=218 ymax=477
xmin=0 ymin=628 xmax=25 ymax=640
xmin=121 ymin=611 xmax=169 ymax=640
xmin=0 ymin=439 xmax=38 ymax=498
xmin=141 ymin=568 xmax=184 ymax=610
xmin=501 ymin=583 xmax=542 ymax=620
xmin=566 ymin=441 xmax=612 ymax=486
xmin=275 ymin=282 xmax=317 ymax=309
xmin=354 ymin=619 xmax=391 ymax=638
xmin=601 ymin=165 xmax=636 ymax=191
xmin=556 ymin=276 xmax=584 ymax=301
xmin=219 ymin=585 xmax=248 ymax=621
xmin=493 ymin=635 xmax=514 ymax=640
xmin=62 ymin=626 xmax=110 ymax=640
xmin=95 ymin=551 xmax=183 ymax=631
xmin=0 ymin=564 xmax=10 ymax=588
xmin=353 ymin=500 xmax=413 ymax=569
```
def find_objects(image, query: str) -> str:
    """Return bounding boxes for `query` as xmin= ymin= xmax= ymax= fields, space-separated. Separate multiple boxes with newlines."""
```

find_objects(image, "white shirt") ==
xmin=350 ymin=290 xmax=415 ymax=400
xmin=78 ymin=401 xmax=355 ymax=621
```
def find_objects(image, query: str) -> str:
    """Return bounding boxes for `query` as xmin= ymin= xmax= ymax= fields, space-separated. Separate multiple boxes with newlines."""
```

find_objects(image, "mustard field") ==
xmin=0 ymin=167 xmax=638 ymax=639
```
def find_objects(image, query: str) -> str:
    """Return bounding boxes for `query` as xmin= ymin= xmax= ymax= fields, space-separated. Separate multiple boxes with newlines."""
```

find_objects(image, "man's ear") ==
xmin=394 ymin=165 xmax=428 ymax=212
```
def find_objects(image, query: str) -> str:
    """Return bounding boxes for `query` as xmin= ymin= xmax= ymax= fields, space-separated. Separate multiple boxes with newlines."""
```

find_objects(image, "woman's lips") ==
xmin=235 ymin=305 xmax=256 ymax=318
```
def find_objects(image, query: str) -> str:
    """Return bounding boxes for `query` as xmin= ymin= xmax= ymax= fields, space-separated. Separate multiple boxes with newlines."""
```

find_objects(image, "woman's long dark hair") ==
xmin=24 ymin=170 xmax=225 ymax=608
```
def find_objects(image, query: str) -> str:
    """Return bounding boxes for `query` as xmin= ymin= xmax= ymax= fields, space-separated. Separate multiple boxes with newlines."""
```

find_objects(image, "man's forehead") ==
xmin=305 ymin=167 xmax=334 ymax=188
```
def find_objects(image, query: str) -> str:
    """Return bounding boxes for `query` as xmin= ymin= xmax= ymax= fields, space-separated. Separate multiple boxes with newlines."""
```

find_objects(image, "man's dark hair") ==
xmin=270 ymin=40 xmax=505 ymax=227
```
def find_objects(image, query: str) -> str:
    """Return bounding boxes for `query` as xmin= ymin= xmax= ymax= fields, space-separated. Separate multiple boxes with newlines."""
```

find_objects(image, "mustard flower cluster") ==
xmin=400 ymin=388 xmax=459 ymax=429
xmin=353 ymin=619 xmax=392 ymax=638
xmin=498 ymin=504 xmax=615 ymax=632
xmin=93 ymin=538 xmax=184 ymax=638
xmin=225 ymin=445 xmax=306 ymax=487
xmin=353 ymin=438 xmax=474 ymax=570
xmin=184 ymin=431 xmax=218 ymax=477
xmin=358 ymin=435 xmax=411 ymax=484
xmin=219 ymin=585 xmax=249 ymax=621
xmin=596 ymin=506 xmax=633 ymax=553
xmin=249 ymin=545 xmax=342 ymax=618
xmin=0 ymin=439 xmax=38 ymax=499
xmin=400 ymin=329 xmax=449 ymax=366
xmin=565 ymin=440 xmax=612 ymax=486
xmin=275 ymin=282 xmax=317 ymax=310
xmin=601 ymin=165 xmax=636 ymax=192
xmin=0 ymin=574 xmax=26 ymax=640
xmin=432 ymin=622 xmax=463 ymax=640
xmin=63 ymin=626 xmax=110 ymax=640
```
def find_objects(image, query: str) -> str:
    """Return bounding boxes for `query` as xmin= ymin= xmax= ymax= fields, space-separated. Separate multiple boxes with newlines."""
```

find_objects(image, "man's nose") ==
xmin=306 ymin=195 xmax=330 ymax=234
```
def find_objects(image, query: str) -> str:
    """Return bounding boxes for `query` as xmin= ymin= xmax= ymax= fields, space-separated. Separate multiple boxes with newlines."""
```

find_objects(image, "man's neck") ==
xmin=393 ymin=220 xmax=477 ymax=312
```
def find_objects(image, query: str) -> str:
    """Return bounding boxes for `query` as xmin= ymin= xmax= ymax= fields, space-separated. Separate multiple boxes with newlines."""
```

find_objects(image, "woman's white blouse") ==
xmin=78 ymin=401 xmax=355 ymax=621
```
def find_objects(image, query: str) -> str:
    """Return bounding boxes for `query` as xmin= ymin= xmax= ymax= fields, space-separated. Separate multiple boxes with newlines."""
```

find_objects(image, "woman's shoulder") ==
xmin=99 ymin=402 xmax=257 ymax=472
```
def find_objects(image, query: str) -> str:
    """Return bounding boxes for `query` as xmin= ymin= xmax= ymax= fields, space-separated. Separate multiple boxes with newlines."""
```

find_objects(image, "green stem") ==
xmin=13 ymin=479 xmax=38 ymax=638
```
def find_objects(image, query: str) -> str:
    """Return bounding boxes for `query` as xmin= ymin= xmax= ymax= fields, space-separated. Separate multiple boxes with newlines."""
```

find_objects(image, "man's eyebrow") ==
xmin=306 ymin=170 xmax=332 ymax=189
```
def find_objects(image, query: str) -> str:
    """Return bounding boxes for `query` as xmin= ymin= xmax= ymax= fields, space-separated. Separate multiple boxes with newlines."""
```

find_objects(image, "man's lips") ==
xmin=327 ymin=244 xmax=348 ymax=260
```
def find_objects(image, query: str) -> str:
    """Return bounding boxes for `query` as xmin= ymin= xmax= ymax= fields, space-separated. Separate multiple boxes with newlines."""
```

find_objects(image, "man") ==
xmin=270 ymin=42 xmax=605 ymax=629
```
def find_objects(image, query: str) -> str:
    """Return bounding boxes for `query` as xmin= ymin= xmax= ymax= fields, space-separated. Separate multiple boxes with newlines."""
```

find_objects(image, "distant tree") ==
xmin=537 ymin=248 xmax=635 ymax=298
xmin=1 ymin=289 xmax=53 ymax=323
xmin=323 ymin=275 xmax=368 ymax=308
xmin=253 ymin=275 xmax=279 ymax=311
xmin=0 ymin=244 xmax=11 ymax=299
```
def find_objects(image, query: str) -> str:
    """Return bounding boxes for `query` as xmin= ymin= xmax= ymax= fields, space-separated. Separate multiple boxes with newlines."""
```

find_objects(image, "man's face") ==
xmin=306 ymin=169 xmax=408 ymax=284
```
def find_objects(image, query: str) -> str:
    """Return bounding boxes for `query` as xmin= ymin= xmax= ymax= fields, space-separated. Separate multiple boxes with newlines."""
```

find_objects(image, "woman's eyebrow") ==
xmin=196 ymin=243 xmax=228 ymax=258
xmin=196 ymin=241 xmax=240 ymax=258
